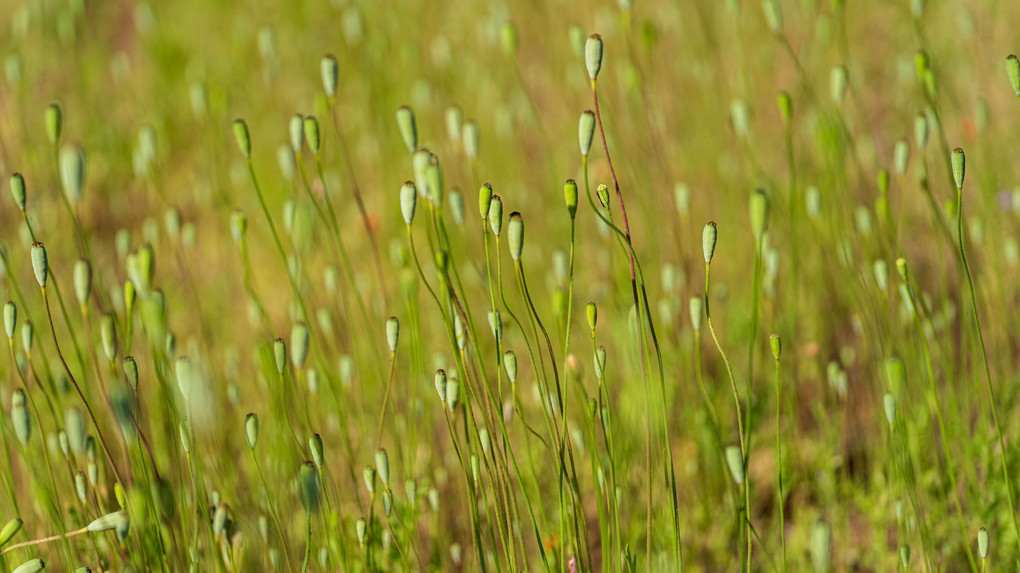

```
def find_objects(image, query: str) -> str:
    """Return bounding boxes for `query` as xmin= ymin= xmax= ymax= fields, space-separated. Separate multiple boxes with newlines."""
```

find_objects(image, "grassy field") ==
xmin=0 ymin=0 xmax=1019 ymax=571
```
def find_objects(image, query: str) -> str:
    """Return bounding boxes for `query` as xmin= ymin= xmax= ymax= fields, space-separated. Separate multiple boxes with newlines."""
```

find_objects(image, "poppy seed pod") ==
xmin=586 ymin=302 xmax=597 ymax=333
xmin=769 ymin=333 xmax=781 ymax=360
xmin=11 ymin=558 xmax=44 ymax=573
xmin=304 ymin=116 xmax=321 ymax=156
xmin=951 ymin=147 xmax=965 ymax=189
xmin=291 ymin=322 xmax=309 ymax=369
xmin=488 ymin=195 xmax=503 ymax=236
xmin=564 ymin=179 xmax=578 ymax=219
xmin=274 ymin=338 xmax=286 ymax=374
xmin=9 ymin=173 xmax=25 ymax=212
xmin=289 ymin=114 xmax=304 ymax=153
xmin=11 ymin=390 xmax=30 ymax=445
xmin=1007 ymin=55 xmax=1020 ymax=96
xmin=233 ymin=119 xmax=251 ymax=158
xmin=725 ymin=445 xmax=745 ymax=484
xmin=386 ymin=317 xmax=399 ymax=353
xmin=478 ymin=183 xmax=493 ymax=220
xmin=31 ymin=242 xmax=48 ymax=287
xmin=74 ymin=259 xmax=92 ymax=307
xmin=689 ymin=296 xmax=703 ymax=331
xmin=123 ymin=356 xmax=139 ymax=391
xmin=463 ymin=121 xmax=479 ymax=160
xmin=309 ymin=433 xmax=324 ymax=469
xmin=375 ymin=448 xmax=390 ymax=486
xmin=321 ymin=54 xmax=339 ymax=98
xmin=4 ymin=301 xmax=15 ymax=339
xmin=579 ymin=111 xmax=596 ymax=157
xmin=507 ymin=212 xmax=524 ymax=261
xmin=585 ymin=34 xmax=603 ymax=80
xmin=749 ymin=190 xmax=769 ymax=242
xmin=978 ymin=527 xmax=989 ymax=559
xmin=396 ymin=106 xmax=417 ymax=153
xmin=503 ymin=351 xmax=518 ymax=383
xmin=45 ymin=102 xmax=63 ymax=145
xmin=0 ymin=517 xmax=23 ymax=547
xmin=400 ymin=182 xmax=417 ymax=225
xmin=702 ymin=223 xmax=717 ymax=264
xmin=883 ymin=393 xmax=896 ymax=426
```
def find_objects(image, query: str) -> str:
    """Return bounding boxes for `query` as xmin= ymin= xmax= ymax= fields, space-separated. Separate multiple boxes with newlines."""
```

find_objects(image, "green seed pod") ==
xmin=1008 ymin=55 xmax=1020 ymax=96
xmin=363 ymin=467 xmax=376 ymax=496
xmin=470 ymin=454 xmax=480 ymax=484
xmin=446 ymin=376 xmax=460 ymax=412
xmin=434 ymin=369 xmax=447 ymax=401
xmin=449 ymin=189 xmax=465 ymax=225
xmin=689 ymin=296 xmax=703 ymax=331
xmin=883 ymin=393 xmax=896 ymax=426
xmin=19 ymin=321 xmax=31 ymax=356
xmin=479 ymin=427 xmax=491 ymax=455
xmin=290 ymin=323 xmax=309 ymax=369
xmin=31 ymin=242 xmax=48 ymax=288
xmin=503 ymin=351 xmax=518 ymax=383
xmin=400 ymin=181 xmax=417 ymax=225
xmin=749 ymin=190 xmax=769 ymax=242
xmin=586 ymin=302 xmax=597 ymax=333
xmin=300 ymin=461 xmax=320 ymax=512
xmin=289 ymin=114 xmax=304 ymax=153
xmin=88 ymin=510 xmax=128 ymax=533
xmin=425 ymin=154 xmax=444 ymax=208
xmin=478 ymin=183 xmax=493 ymax=220
xmin=0 ymin=517 xmax=23 ymax=546
xmin=45 ymin=102 xmax=62 ymax=145
xmin=724 ymin=445 xmax=744 ymax=485
xmin=830 ymin=65 xmax=848 ymax=104
xmin=446 ymin=106 xmax=463 ymax=144
xmin=4 ymin=301 xmax=15 ymax=340
xmin=73 ymin=260 xmax=91 ymax=307
xmin=776 ymin=91 xmax=792 ymax=128
xmin=596 ymin=184 xmax=610 ymax=209
xmin=396 ymin=106 xmax=417 ymax=153
xmin=702 ymin=222 xmax=717 ymax=264
xmin=175 ymin=356 xmax=194 ymax=399
xmin=66 ymin=407 xmax=85 ymax=455
xmin=463 ymin=120 xmax=479 ymax=160
xmin=405 ymin=479 xmax=417 ymax=503
xmin=274 ymin=338 xmax=286 ymax=375
xmin=386 ymin=317 xmax=399 ymax=353
xmin=233 ymin=119 xmax=251 ymax=159
xmin=952 ymin=147 xmax=965 ymax=189
xmin=136 ymin=243 xmax=155 ymax=292
xmin=75 ymin=471 xmax=87 ymax=502
xmin=488 ymin=309 xmax=502 ymax=344
xmin=564 ymin=179 xmax=578 ymax=219
xmin=9 ymin=173 xmax=26 ymax=212
xmin=507 ymin=212 xmax=524 ymax=261
xmin=488 ymin=195 xmax=503 ymax=236
xmin=58 ymin=431 xmax=69 ymax=456
xmin=100 ymin=313 xmax=117 ymax=361
xmin=914 ymin=113 xmax=929 ymax=149
xmin=762 ymin=0 xmax=782 ymax=34
xmin=230 ymin=211 xmax=247 ymax=244
xmin=124 ymin=280 xmax=136 ymax=311
xmin=873 ymin=260 xmax=889 ymax=291
xmin=378 ymin=490 xmax=392 ymax=518
xmin=454 ymin=313 xmax=467 ymax=350
xmin=885 ymin=357 xmax=906 ymax=396
xmin=304 ymin=116 xmax=321 ymax=156
xmin=245 ymin=413 xmax=259 ymax=449
xmin=810 ymin=520 xmax=832 ymax=572
xmin=893 ymin=139 xmax=910 ymax=176
xmin=11 ymin=390 xmax=29 ymax=445
xmin=375 ymin=448 xmax=390 ymax=487
xmin=309 ymin=433 xmax=324 ymax=469
xmin=85 ymin=437 xmax=96 ymax=462
xmin=11 ymin=558 xmax=44 ymax=573
xmin=585 ymin=34 xmax=603 ymax=80
xmin=579 ymin=111 xmax=596 ymax=157
xmin=321 ymin=54 xmax=339 ymax=98
xmin=769 ymin=334 xmax=781 ymax=360
xmin=356 ymin=518 xmax=367 ymax=544
xmin=900 ymin=545 xmax=910 ymax=568
xmin=978 ymin=527 xmax=989 ymax=559
xmin=212 ymin=503 xmax=228 ymax=537
xmin=594 ymin=346 xmax=607 ymax=379
xmin=123 ymin=356 xmax=138 ymax=391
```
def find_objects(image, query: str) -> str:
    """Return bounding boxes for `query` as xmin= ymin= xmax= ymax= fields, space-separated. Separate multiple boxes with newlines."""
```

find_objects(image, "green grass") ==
xmin=0 ymin=0 xmax=1018 ymax=571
